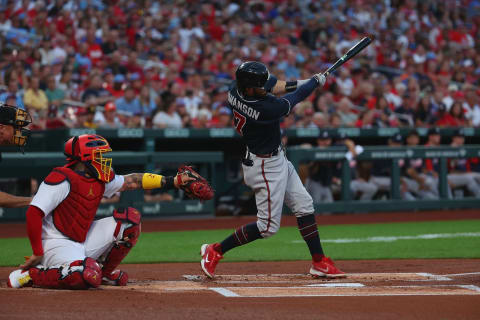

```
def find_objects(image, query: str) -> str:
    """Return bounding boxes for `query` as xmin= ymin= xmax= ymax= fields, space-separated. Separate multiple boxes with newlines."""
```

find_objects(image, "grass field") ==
xmin=1 ymin=220 xmax=479 ymax=267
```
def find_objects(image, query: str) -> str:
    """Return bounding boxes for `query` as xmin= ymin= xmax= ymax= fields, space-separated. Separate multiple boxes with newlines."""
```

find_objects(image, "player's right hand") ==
xmin=20 ymin=254 xmax=43 ymax=270
xmin=313 ymin=74 xmax=326 ymax=86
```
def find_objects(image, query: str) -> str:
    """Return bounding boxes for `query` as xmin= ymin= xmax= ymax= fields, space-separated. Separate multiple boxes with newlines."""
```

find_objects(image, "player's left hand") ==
xmin=175 ymin=165 xmax=214 ymax=201
xmin=20 ymin=254 xmax=43 ymax=270
xmin=313 ymin=74 xmax=326 ymax=86
xmin=174 ymin=172 xmax=196 ymax=188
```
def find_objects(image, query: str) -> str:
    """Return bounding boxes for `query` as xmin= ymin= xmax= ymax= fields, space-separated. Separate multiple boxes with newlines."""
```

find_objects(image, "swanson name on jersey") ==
xmin=228 ymin=92 xmax=260 ymax=120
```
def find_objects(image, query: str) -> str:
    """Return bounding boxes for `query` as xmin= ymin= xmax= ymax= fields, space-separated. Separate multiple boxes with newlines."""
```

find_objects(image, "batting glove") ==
xmin=313 ymin=74 xmax=326 ymax=86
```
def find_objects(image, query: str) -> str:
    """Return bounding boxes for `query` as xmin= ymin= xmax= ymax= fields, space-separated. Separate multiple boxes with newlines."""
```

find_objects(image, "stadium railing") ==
xmin=2 ymin=137 xmax=480 ymax=221
xmin=287 ymin=145 xmax=480 ymax=213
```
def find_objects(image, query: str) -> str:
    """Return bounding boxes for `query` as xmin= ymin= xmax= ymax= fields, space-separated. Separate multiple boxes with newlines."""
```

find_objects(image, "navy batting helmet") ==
xmin=235 ymin=61 xmax=277 ymax=92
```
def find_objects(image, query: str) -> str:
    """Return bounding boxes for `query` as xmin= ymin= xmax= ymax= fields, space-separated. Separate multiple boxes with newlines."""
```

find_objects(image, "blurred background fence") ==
xmin=1 ymin=128 xmax=479 ymax=221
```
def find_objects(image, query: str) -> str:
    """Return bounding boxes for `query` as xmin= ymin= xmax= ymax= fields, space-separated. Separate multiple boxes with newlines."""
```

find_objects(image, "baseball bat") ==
xmin=323 ymin=36 xmax=373 ymax=77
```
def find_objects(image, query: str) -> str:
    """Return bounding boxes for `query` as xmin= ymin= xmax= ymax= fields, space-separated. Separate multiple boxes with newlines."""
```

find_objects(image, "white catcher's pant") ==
xmin=41 ymin=217 xmax=124 ymax=268
xmin=242 ymin=149 xmax=314 ymax=238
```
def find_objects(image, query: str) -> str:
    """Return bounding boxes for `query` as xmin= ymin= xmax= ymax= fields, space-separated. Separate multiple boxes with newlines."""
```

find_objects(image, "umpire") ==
xmin=0 ymin=103 xmax=32 ymax=207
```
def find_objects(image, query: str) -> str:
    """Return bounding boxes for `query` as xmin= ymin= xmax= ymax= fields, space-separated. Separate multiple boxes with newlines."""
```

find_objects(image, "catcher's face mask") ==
xmin=90 ymin=147 xmax=113 ymax=183
xmin=0 ymin=104 xmax=32 ymax=149
xmin=12 ymin=127 xmax=30 ymax=147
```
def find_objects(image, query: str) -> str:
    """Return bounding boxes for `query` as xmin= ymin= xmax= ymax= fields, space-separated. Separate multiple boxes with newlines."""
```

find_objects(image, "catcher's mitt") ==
xmin=177 ymin=165 xmax=214 ymax=201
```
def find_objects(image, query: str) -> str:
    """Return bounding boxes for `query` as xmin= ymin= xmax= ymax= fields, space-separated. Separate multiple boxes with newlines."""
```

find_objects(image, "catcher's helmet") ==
xmin=235 ymin=61 xmax=277 ymax=93
xmin=64 ymin=134 xmax=114 ymax=182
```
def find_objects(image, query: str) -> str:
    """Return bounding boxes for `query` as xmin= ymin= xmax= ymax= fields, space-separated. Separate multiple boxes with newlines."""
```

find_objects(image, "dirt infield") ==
xmin=1 ymin=210 xmax=479 ymax=319
xmin=1 ymin=260 xmax=479 ymax=320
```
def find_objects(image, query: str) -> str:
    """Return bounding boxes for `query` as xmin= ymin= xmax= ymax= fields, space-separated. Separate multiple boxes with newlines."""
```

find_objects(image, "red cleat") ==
xmin=310 ymin=256 xmax=346 ymax=278
xmin=200 ymin=243 xmax=223 ymax=279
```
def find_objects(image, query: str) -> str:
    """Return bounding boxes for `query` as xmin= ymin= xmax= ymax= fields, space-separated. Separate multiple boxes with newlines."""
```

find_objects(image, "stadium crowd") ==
xmin=0 ymin=0 xmax=479 ymax=131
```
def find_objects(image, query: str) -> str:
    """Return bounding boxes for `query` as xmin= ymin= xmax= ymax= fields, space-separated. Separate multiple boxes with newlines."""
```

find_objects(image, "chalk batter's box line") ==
xmin=209 ymin=285 xmax=480 ymax=298
xmin=183 ymin=272 xmax=453 ymax=283
xmin=440 ymin=272 xmax=480 ymax=277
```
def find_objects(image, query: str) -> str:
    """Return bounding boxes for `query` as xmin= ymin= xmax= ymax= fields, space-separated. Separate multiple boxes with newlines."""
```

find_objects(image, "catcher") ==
xmin=8 ymin=134 xmax=213 ymax=289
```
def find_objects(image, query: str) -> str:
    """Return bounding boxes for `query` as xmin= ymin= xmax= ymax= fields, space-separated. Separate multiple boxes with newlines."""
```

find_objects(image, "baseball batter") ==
xmin=7 ymin=134 xmax=198 ymax=289
xmin=200 ymin=61 xmax=345 ymax=278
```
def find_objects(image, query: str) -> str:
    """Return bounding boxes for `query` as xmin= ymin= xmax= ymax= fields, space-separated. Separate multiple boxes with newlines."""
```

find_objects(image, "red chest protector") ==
xmin=44 ymin=167 xmax=106 ymax=243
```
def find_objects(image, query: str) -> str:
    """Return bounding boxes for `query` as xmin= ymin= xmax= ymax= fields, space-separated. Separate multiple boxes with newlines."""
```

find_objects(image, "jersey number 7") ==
xmin=233 ymin=110 xmax=246 ymax=135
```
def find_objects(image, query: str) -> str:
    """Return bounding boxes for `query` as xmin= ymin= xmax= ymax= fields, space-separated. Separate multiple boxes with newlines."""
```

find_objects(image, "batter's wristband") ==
xmin=285 ymin=81 xmax=297 ymax=92
xmin=142 ymin=173 xmax=163 ymax=189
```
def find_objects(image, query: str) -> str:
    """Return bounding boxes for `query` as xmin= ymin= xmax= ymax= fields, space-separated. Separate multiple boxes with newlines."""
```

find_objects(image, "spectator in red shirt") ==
xmin=450 ymin=101 xmax=471 ymax=127
xmin=436 ymin=102 xmax=470 ymax=127
xmin=435 ymin=103 xmax=456 ymax=127
xmin=107 ymin=74 xmax=126 ymax=98
xmin=207 ymin=16 xmax=225 ymax=42
xmin=86 ymin=32 xmax=103 ymax=66
xmin=46 ymin=106 xmax=70 ymax=129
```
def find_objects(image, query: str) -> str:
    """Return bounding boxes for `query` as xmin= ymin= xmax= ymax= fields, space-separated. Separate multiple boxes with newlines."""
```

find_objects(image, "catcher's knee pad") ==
xmin=101 ymin=207 xmax=141 ymax=282
xmin=81 ymin=257 xmax=103 ymax=288
xmin=29 ymin=257 xmax=101 ymax=290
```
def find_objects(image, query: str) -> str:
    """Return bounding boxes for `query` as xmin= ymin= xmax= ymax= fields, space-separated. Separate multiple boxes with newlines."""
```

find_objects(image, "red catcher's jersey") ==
xmin=44 ymin=167 xmax=105 ymax=242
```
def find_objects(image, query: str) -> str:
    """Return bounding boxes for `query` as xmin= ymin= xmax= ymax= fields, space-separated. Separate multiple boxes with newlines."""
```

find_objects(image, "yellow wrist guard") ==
xmin=142 ymin=173 xmax=163 ymax=189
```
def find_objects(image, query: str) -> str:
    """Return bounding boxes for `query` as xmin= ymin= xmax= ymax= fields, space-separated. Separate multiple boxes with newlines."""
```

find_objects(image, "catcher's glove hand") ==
xmin=176 ymin=165 xmax=214 ymax=201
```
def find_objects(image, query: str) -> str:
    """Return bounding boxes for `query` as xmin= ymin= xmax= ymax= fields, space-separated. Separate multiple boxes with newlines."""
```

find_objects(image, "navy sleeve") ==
xmin=281 ymin=77 xmax=319 ymax=107
xmin=260 ymin=96 xmax=291 ymax=120
xmin=264 ymin=75 xmax=278 ymax=92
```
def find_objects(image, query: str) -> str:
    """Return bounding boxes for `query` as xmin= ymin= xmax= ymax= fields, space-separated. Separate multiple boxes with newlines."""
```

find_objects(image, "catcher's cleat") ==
xmin=7 ymin=269 xmax=33 ymax=288
xmin=200 ymin=243 xmax=223 ymax=279
xmin=310 ymin=256 xmax=346 ymax=278
xmin=102 ymin=270 xmax=128 ymax=286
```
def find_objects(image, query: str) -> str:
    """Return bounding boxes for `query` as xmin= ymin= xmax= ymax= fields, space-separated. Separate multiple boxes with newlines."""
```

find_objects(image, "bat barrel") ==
xmin=322 ymin=36 xmax=372 ymax=77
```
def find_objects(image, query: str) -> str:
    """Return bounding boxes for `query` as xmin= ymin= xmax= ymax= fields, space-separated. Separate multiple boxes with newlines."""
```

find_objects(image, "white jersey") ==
xmin=31 ymin=175 xmax=125 ymax=241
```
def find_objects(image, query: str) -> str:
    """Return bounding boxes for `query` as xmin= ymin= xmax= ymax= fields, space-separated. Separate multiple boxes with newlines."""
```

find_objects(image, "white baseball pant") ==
xmin=242 ymin=149 xmax=314 ymax=238
xmin=41 ymin=217 xmax=124 ymax=268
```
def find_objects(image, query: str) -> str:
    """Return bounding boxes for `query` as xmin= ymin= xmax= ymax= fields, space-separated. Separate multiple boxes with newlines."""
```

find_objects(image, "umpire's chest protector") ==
xmin=45 ymin=167 xmax=105 ymax=243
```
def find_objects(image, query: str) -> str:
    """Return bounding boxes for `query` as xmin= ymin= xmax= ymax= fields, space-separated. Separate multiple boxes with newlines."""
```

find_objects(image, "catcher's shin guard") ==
xmin=29 ymin=257 xmax=102 ymax=289
xmin=101 ymin=207 xmax=141 ymax=285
